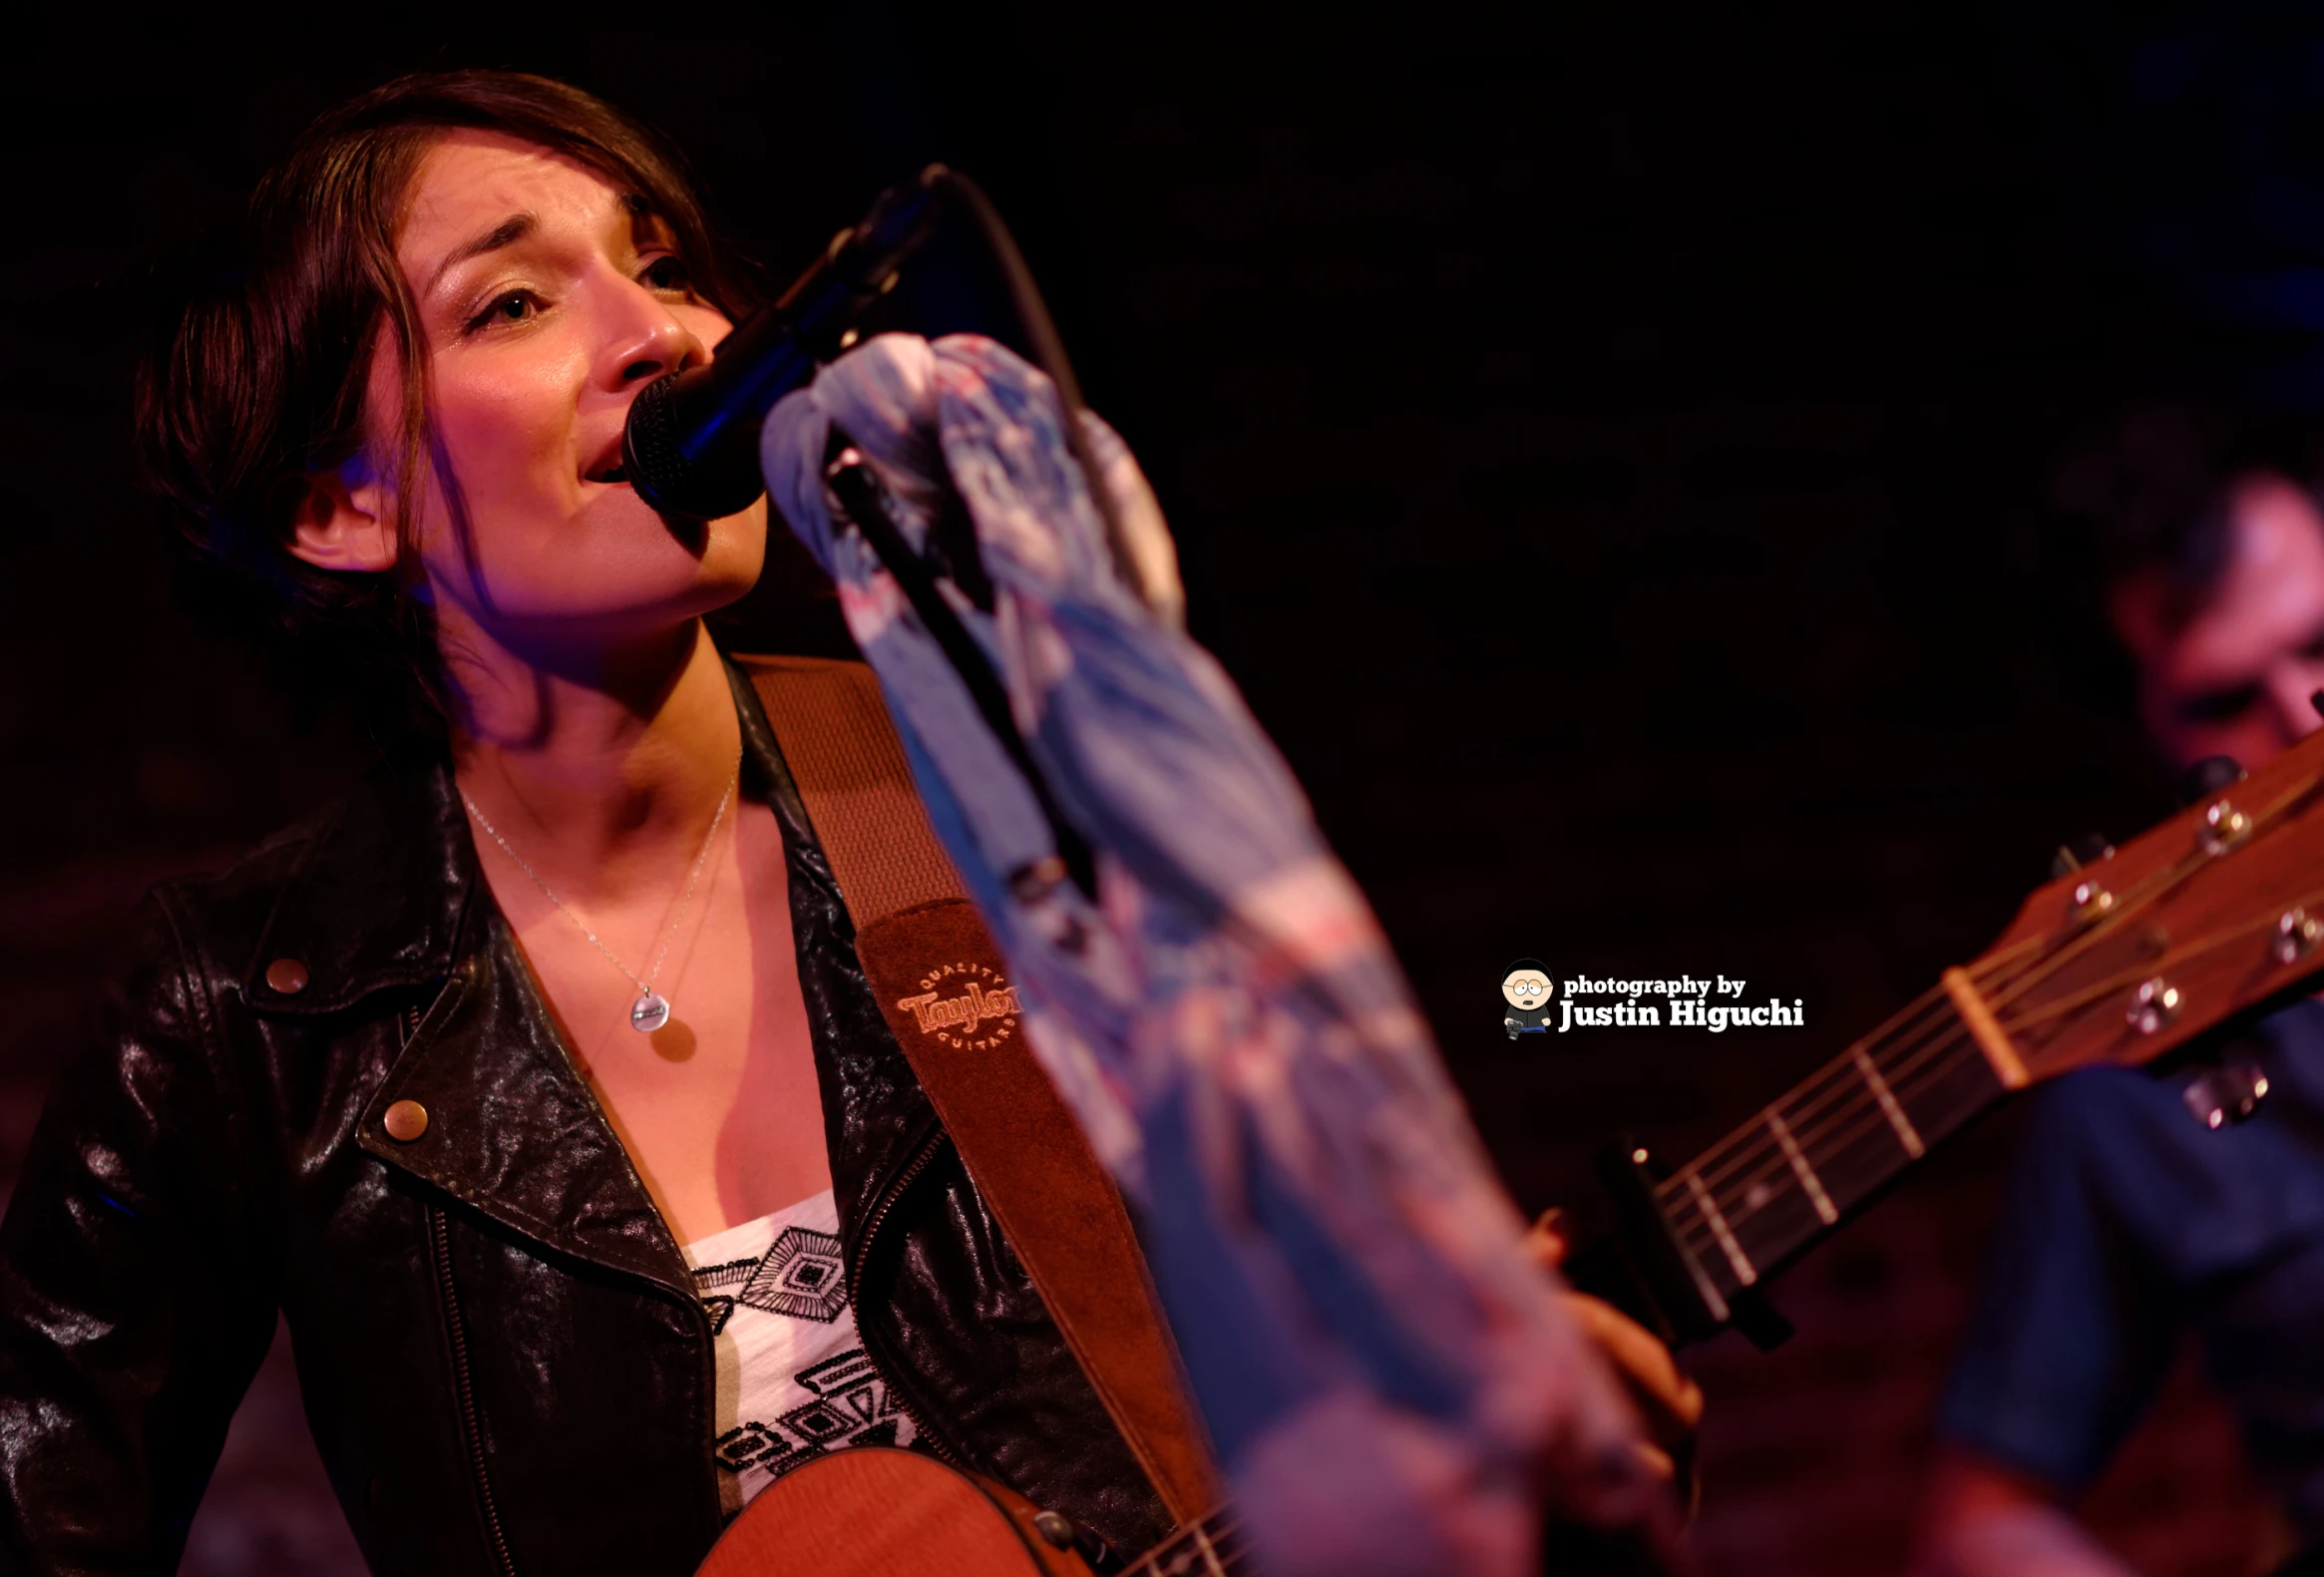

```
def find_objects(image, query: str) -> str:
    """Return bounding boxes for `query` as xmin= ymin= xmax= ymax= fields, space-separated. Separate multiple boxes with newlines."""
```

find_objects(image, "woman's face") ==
xmin=376 ymin=130 xmax=767 ymax=658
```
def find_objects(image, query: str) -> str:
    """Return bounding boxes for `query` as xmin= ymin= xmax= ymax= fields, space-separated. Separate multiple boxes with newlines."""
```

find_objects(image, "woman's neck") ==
xmin=446 ymin=618 xmax=744 ymax=903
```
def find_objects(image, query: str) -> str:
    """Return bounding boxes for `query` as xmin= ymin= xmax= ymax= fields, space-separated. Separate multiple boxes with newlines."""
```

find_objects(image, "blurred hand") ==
xmin=1529 ymin=1210 xmax=1704 ymax=1493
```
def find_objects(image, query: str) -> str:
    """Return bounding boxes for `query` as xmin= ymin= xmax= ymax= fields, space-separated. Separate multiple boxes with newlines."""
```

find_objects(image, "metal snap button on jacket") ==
xmin=381 ymin=1100 xmax=429 ymax=1142
xmin=264 ymin=958 xmax=309 ymax=994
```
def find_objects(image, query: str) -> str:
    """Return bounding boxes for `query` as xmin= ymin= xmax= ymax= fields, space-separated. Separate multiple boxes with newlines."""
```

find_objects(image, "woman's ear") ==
xmin=288 ymin=467 xmax=399 ymax=574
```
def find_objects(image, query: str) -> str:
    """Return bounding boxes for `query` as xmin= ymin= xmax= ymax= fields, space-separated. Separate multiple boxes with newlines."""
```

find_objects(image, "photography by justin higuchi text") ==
xmin=1500 ymin=959 xmax=1805 ymax=1038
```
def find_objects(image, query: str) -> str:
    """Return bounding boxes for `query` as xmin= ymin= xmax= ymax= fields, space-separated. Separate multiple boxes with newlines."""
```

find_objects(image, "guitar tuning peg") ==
xmin=2178 ymin=755 xmax=2247 ymax=808
xmin=2182 ymin=1057 xmax=2269 ymax=1131
xmin=2050 ymin=831 xmax=2116 ymax=880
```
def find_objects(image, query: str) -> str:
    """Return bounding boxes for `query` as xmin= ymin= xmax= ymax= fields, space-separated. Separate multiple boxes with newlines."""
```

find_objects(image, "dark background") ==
xmin=4 ymin=3 xmax=2317 ymax=1572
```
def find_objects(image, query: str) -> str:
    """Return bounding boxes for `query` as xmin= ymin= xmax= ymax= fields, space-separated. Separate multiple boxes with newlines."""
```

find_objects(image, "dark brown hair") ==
xmin=2031 ymin=403 xmax=2324 ymax=713
xmin=136 ymin=71 xmax=754 ymax=731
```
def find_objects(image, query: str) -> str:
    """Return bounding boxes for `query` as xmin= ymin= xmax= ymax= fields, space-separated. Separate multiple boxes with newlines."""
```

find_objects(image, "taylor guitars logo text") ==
xmin=895 ymin=962 xmax=1023 ymax=1050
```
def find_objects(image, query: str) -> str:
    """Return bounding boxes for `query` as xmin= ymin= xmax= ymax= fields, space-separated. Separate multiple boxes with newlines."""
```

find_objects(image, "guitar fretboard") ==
xmin=1125 ymin=1505 xmax=1248 ymax=1577
xmin=1645 ymin=971 xmax=2022 ymax=1322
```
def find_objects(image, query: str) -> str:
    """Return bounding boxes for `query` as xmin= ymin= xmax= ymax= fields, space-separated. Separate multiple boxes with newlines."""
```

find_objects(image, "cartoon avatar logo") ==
xmin=1502 ymin=960 xmax=1554 ymax=1039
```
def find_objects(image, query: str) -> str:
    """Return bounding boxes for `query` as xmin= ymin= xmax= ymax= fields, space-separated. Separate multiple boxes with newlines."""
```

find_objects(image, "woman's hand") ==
xmin=1529 ymin=1210 xmax=1704 ymax=1495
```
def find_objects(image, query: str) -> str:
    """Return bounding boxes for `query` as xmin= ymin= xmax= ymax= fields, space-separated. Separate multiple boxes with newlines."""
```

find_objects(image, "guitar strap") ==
xmin=737 ymin=652 xmax=1218 ymax=1526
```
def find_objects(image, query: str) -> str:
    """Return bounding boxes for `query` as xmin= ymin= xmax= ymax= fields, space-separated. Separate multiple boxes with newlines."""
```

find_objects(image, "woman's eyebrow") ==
xmin=425 ymin=212 xmax=537 ymax=297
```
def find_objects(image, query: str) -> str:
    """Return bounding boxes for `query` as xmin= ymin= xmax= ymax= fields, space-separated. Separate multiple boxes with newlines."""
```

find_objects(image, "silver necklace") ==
xmin=460 ymin=763 xmax=740 ymax=1033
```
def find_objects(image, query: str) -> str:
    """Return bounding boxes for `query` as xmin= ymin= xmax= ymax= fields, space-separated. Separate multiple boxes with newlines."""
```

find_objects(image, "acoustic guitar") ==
xmin=695 ymin=1447 xmax=1243 ymax=1576
xmin=695 ymin=728 xmax=2324 ymax=1573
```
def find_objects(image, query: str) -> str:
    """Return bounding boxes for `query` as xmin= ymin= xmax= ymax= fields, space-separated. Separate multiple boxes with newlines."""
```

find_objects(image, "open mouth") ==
xmin=588 ymin=463 xmax=629 ymax=485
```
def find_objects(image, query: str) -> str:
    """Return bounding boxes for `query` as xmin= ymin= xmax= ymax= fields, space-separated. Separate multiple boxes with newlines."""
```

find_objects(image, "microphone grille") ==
xmin=622 ymin=373 xmax=691 ymax=514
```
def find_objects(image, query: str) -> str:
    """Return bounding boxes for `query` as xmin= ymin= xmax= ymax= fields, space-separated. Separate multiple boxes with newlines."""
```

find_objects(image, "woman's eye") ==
xmin=642 ymin=255 xmax=690 ymax=292
xmin=468 ymin=291 xmax=540 ymax=332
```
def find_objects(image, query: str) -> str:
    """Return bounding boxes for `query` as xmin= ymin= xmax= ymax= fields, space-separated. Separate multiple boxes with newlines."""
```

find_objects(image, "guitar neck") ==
xmin=1123 ymin=1504 xmax=1245 ymax=1576
xmin=1574 ymin=973 xmax=2020 ymax=1343
xmin=1564 ymin=728 xmax=2324 ymax=1346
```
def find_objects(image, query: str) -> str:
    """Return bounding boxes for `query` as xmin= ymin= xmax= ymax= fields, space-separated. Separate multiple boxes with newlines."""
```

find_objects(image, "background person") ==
xmin=1913 ymin=407 xmax=2324 ymax=1576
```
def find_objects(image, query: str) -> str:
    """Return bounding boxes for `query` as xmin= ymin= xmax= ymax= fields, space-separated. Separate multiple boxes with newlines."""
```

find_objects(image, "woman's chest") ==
xmin=507 ymin=817 xmax=835 ymax=1242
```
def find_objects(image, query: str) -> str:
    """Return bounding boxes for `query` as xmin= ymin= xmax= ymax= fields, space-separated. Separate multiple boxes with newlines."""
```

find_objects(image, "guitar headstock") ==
xmin=1964 ymin=726 xmax=2324 ymax=1087
xmin=1572 ymin=731 xmax=2324 ymax=1355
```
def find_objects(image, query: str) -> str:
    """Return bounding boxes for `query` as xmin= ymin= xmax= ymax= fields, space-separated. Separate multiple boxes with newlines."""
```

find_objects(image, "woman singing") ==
xmin=0 ymin=70 xmax=1695 ymax=1575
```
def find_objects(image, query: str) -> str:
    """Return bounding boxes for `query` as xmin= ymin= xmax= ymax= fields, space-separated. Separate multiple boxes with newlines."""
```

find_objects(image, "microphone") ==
xmin=627 ymin=164 xmax=1160 ymax=620
xmin=621 ymin=166 xmax=949 ymax=521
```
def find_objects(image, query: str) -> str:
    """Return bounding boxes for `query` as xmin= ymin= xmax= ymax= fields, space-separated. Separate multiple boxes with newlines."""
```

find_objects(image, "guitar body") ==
xmin=695 ymin=1449 xmax=1092 ymax=1577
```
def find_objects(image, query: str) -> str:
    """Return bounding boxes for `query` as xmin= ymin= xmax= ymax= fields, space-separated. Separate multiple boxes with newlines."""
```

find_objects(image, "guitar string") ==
xmin=1655 ymin=940 xmax=2037 ymax=1206
xmin=1972 ymin=850 xmax=2215 ymax=1020
xmin=1653 ymin=798 xmax=2294 ymax=1230
xmin=1646 ymin=986 xmax=1956 ymax=1206
xmin=1120 ymin=1508 xmax=1243 ymax=1567
xmin=1981 ymin=873 xmax=2324 ymax=1036
xmin=1195 ymin=1521 xmax=1245 ymax=1577
xmin=1649 ymin=929 xmax=2051 ymax=1203
xmin=1668 ymin=848 xmax=2324 ymax=1265
xmin=1123 ymin=1511 xmax=1246 ymax=1577
xmin=1165 ymin=1527 xmax=1244 ymax=1577
xmin=1665 ymin=1020 xmax=1991 ymax=1265
xmin=1666 ymin=760 xmax=2323 ymax=1217
xmin=1654 ymin=764 xmax=2324 ymax=1285
xmin=1668 ymin=1023 xmax=1991 ymax=1265
xmin=1670 ymin=941 xmax=2075 ymax=1247
xmin=1973 ymin=849 xmax=2208 ymax=1014
xmin=1670 ymin=1005 xmax=2143 ymax=1269
xmin=1794 ymin=826 xmax=2324 ymax=1153
xmin=1659 ymin=991 xmax=1954 ymax=1200
xmin=1669 ymin=954 xmax=2033 ymax=1206
xmin=1659 ymin=943 xmax=2080 ymax=1263
xmin=1670 ymin=1034 xmax=1973 ymax=1257
xmin=1969 ymin=765 xmax=2323 ymax=1026
xmin=1671 ymin=933 xmax=2263 ymax=1269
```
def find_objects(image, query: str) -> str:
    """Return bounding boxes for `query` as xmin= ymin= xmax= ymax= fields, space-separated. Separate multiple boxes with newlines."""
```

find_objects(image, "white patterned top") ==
xmin=681 ymin=1190 xmax=916 ymax=1514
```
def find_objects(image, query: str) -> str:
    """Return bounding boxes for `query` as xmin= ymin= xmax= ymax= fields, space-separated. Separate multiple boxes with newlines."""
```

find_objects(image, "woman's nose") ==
xmin=599 ymin=312 xmax=706 ymax=393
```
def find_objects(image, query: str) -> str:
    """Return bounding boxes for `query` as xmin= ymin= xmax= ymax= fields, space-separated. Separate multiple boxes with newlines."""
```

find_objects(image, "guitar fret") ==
xmin=1139 ymin=1512 xmax=1242 ymax=1577
xmin=1625 ymin=988 xmax=2030 ymax=1338
xmin=1941 ymin=967 xmax=2027 ymax=1088
xmin=1147 ymin=1539 xmax=1196 ymax=1576
xmin=1850 ymin=1044 xmax=1924 ymax=1158
xmin=1660 ymin=1184 xmax=1734 ymax=1322
xmin=1764 ymin=1108 xmax=1838 ymax=1225
xmin=1684 ymin=1171 xmax=1758 ymax=1286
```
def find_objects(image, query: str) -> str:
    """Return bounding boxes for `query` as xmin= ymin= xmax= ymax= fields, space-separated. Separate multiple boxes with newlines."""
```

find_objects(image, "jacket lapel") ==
xmin=243 ymin=670 xmax=933 ymax=1306
xmin=355 ymin=896 xmax=695 ymax=1299
xmin=239 ymin=749 xmax=694 ymax=1298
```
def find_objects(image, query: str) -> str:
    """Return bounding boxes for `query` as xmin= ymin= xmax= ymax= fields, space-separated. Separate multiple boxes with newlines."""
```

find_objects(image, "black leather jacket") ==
xmin=0 ymin=666 xmax=1169 ymax=1575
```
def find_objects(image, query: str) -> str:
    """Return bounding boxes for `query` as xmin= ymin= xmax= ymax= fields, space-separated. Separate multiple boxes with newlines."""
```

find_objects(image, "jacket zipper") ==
xmin=431 ymin=1205 xmax=517 ymax=1577
xmin=845 ymin=1127 xmax=966 ymax=1467
xmin=402 ymin=995 xmax=517 ymax=1577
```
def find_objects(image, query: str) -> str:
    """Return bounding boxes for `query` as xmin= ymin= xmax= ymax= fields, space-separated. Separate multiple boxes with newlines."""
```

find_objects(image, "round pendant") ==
xmin=629 ymin=992 xmax=672 ymax=1033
